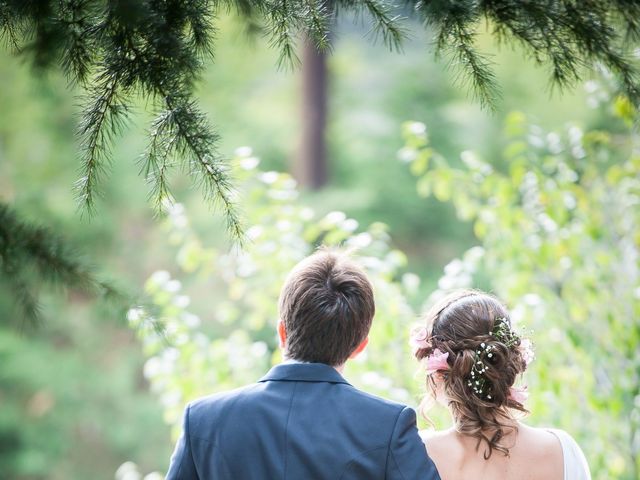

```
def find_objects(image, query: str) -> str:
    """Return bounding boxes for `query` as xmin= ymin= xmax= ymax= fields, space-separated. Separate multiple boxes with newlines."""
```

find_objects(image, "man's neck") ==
xmin=281 ymin=355 xmax=345 ymax=374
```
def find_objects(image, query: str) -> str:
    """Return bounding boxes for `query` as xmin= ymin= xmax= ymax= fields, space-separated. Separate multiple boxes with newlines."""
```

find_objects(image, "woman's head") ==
xmin=414 ymin=290 xmax=532 ymax=458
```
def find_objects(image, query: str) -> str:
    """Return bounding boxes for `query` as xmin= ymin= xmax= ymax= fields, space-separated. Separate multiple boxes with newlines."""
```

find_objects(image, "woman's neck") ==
xmin=452 ymin=416 xmax=520 ymax=446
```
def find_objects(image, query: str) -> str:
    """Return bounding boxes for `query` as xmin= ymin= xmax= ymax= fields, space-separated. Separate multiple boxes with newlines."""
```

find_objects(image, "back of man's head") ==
xmin=278 ymin=249 xmax=375 ymax=366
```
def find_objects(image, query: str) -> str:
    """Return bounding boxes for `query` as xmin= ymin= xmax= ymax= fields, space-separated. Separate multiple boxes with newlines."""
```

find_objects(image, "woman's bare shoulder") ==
xmin=513 ymin=424 xmax=565 ymax=473
xmin=517 ymin=423 xmax=565 ymax=451
xmin=419 ymin=428 xmax=456 ymax=443
xmin=419 ymin=429 xmax=463 ymax=458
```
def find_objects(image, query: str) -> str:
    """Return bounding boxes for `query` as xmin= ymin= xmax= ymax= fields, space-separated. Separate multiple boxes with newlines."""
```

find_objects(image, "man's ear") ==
xmin=277 ymin=320 xmax=287 ymax=349
xmin=349 ymin=337 xmax=369 ymax=359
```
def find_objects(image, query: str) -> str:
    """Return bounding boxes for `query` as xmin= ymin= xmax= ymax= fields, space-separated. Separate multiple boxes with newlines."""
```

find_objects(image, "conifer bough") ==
xmin=1 ymin=0 xmax=639 ymax=240
xmin=0 ymin=204 xmax=126 ymax=326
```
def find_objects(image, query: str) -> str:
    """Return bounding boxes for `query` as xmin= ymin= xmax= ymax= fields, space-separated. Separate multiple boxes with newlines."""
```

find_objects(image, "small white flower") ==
xmin=165 ymin=279 xmax=181 ymax=293
xmin=143 ymin=473 xmax=165 ymax=480
xmin=408 ymin=121 xmax=427 ymax=135
xmin=342 ymin=218 xmax=359 ymax=232
xmin=240 ymin=156 xmax=260 ymax=170
xmin=126 ymin=307 xmax=144 ymax=324
xmin=259 ymin=171 xmax=279 ymax=184
xmin=150 ymin=270 xmax=170 ymax=285
xmin=174 ymin=295 xmax=190 ymax=308
xmin=234 ymin=146 xmax=253 ymax=158
xmin=325 ymin=211 xmax=347 ymax=224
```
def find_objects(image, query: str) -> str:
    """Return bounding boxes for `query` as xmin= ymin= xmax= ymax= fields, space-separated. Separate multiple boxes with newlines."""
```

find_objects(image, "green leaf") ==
xmin=432 ymin=170 xmax=453 ymax=201
xmin=410 ymin=149 xmax=432 ymax=176
xmin=613 ymin=95 xmax=635 ymax=126
xmin=416 ymin=176 xmax=432 ymax=198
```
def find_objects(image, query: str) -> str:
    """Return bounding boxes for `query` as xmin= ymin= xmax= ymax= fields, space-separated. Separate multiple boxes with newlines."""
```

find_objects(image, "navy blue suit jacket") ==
xmin=166 ymin=362 xmax=440 ymax=479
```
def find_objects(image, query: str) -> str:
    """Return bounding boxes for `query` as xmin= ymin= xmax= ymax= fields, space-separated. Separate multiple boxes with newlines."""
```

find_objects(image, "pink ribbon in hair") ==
xmin=508 ymin=385 xmax=529 ymax=404
xmin=424 ymin=348 xmax=450 ymax=374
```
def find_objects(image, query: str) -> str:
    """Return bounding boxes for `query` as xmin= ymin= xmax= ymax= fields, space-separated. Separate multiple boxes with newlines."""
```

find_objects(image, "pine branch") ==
xmin=2 ymin=0 xmax=640 ymax=254
xmin=59 ymin=0 xmax=97 ymax=83
xmin=75 ymin=68 xmax=128 ymax=215
xmin=411 ymin=0 xmax=640 ymax=106
xmin=183 ymin=0 xmax=216 ymax=59
xmin=142 ymin=109 xmax=179 ymax=211
xmin=118 ymin=15 xmax=243 ymax=236
xmin=0 ymin=203 xmax=128 ymax=326
xmin=359 ymin=0 xmax=406 ymax=52
xmin=302 ymin=0 xmax=332 ymax=52
xmin=614 ymin=0 xmax=640 ymax=41
xmin=0 ymin=2 xmax=24 ymax=50
xmin=480 ymin=0 xmax=640 ymax=101
xmin=162 ymin=92 xmax=244 ymax=242
xmin=442 ymin=21 xmax=499 ymax=108
xmin=601 ymin=49 xmax=640 ymax=104
xmin=423 ymin=2 xmax=498 ymax=108
xmin=5 ymin=275 xmax=42 ymax=327
xmin=267 ymin=0 xmax=302 ymax=69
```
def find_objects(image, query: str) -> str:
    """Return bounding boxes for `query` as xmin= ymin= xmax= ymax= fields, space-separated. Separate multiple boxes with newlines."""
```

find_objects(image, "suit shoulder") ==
xmin=342 ymin=384 xmax=409 ymax=415
xmin=187 ymin=383 xmax=263 ymax=417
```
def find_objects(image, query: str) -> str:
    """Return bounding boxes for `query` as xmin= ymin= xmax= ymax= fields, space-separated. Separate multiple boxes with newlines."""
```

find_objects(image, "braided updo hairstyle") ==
xmin=415 ymin=290 xmax=529 ymax=459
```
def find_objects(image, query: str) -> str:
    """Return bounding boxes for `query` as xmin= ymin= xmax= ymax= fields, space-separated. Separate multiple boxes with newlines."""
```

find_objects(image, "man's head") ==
xmin=277 ymin=249 xmax=375 ymax=366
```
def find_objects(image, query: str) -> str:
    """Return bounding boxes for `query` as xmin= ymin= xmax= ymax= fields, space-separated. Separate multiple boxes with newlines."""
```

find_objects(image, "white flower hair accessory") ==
xmin=466 ymin=317 xmax=534 ymax=401
xmin=468 ymin=341 xmax=494 ymax=399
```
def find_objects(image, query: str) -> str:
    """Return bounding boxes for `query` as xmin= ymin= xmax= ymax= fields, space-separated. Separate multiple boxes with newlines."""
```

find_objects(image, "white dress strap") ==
xmin=547 ymin=429 xmax=591 ymax=480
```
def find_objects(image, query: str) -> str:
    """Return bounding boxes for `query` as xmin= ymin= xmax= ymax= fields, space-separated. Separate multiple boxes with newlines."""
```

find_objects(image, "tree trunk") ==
xmin=295 ymin=35 xmax=328 ymax=189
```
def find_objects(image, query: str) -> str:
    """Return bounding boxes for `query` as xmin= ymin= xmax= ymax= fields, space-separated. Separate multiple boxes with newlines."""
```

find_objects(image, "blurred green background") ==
xmin=1 ymin=12 xmax=638 ymax=480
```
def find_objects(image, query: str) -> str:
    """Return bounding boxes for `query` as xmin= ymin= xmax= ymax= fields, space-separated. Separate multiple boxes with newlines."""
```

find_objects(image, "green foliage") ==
xmin=2 ymin=0 xmax=639 ymax=236
xmin=0 ymin=203 xmax=126 ymax=326
xmin=1 ymin=0 xmax=241 ymax=236
xmin=127 ymin=102 xmax=639 ymax=479
xmin=128 ymin=148 xmax=425 ymax=445
xmin=420 ymin=0 xmax=640 ymax=107
xmin=0 ymin=317 xmax=171 ymax=479
xmin=0 ymin=27 xmax=570 ymax=477
xmin=401 ymin=102 xmax=640 ymax=479
xmin=0 ymin=48 xmax=177 ymax=480
xmin=0 ymin=0 xmax=405 ymax=236
xmin=126 ymin=101 xmax=638 ymax=477
xmin=1 ymin=5 xmax=639 ymax=477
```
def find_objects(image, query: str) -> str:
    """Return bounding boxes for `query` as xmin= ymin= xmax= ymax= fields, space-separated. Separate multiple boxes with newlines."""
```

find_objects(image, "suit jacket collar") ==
xmin=258 ymin=362 xmax=351 ymax=385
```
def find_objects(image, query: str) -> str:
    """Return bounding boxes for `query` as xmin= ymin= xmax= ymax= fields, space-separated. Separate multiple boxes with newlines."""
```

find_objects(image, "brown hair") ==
xmin=416 ymin=290 xmax=528 ymax=458
xmin=278 ymin=249 xmax=375 ymax=366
